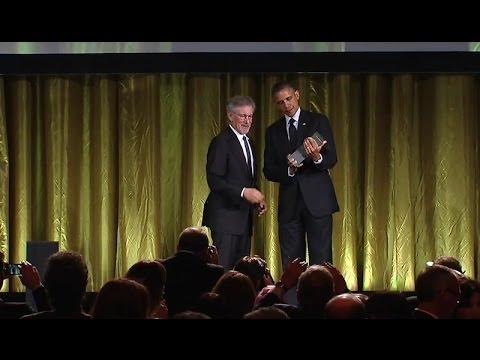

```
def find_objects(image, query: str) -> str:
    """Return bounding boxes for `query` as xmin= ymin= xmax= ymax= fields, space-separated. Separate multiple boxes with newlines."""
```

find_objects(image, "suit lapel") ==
xmin=297 ymin=110 xmax=311 ymax=146
xmin=227 ymin=128 xmax=253 ymax=178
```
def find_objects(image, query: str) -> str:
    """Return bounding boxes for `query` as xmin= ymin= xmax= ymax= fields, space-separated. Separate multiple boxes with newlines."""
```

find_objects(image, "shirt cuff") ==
xmin=313 ymin=154 xmax=323 ymax=164
xmin=241 ymin=187 xmax=246 ymax=197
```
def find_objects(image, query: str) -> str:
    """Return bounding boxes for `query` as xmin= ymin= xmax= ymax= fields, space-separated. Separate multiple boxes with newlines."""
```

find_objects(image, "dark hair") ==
xmin=233 ymin=255 xmax=269 ymax=291
xmin=177 ymin=227 xmax=209 ymax=254
xmin=44 ymin=251 xmax=89 ymax=310
xmin=91 ymin=278 xmax=150 ymax=319
xmin=458 ymin=278 xmax=480 ymax=308
xmin=271 ymin=80 xmax=297 ymax=97
xmin=433 ymin=256 xmax=463 ymax=273
xmin=125 ymin=260 xmax=167 ymax=312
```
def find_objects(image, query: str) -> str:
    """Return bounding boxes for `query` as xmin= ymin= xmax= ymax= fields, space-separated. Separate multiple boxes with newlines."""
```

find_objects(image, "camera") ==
xmin=2 ymin=263 xmax=22 ymax=276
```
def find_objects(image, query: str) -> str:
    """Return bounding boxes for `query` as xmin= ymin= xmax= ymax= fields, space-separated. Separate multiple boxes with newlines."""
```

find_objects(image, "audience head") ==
xmin=365 ymin=291 xmax=412 ymax=319
xmin=455 ymin=277 xmax=480 ymax=319
xmin=296 ymin=265 xmax=334 ymax=313
xmin=244 ymin=306 xmax=290 ymax=319
xmin=194 ymin=292 xmax=227 ymax=319
xmin=212 ymin=270 xmax=256 ymax=318
xmin=234 ymin=255 xmax=273 ymax=292
xmin=172 ymin=311 xmax=211 ymax=319
xmin=431 ymin=255 xmax=464 ymax=274
xmin=125 ymin=259 xmax=167 ymax=317
xmin=44 ymin=251 xmax=89 ymax=311
xmin=177 ymin=227 xmax=210 ymax=261
xmin=415 ymin=264 xmax=460 ymax=318
xmin=91 ymin=278 xmax=150 ymax=319
xmin=324 ymin=293 xmax=366 ymax=319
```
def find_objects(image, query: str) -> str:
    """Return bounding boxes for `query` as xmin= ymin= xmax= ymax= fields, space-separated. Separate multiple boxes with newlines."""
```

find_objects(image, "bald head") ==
xmin=324 ymin=293 xmax=366 ymax=319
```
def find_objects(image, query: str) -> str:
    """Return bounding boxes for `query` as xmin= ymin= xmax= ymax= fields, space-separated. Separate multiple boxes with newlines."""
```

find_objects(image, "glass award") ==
xmin=287 ymin=131 xmax=326 ymax=164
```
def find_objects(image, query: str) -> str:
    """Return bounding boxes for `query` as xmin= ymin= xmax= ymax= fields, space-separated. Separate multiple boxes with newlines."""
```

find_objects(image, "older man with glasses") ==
xmin=202 ymin=95 xmax=267 ymax=270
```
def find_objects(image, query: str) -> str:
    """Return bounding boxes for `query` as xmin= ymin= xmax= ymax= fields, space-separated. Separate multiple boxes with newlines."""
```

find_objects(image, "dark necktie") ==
xmin=243 ymin=135 xmax=253 ymax=176
xmin=289 ymin=118 xmax=297 ymax=151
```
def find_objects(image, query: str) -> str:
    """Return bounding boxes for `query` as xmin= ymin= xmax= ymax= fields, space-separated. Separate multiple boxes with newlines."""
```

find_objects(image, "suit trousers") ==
xmin=211 ymin=231 xmax=251 ymax=271
xmin=278 ymin=189 xmax=333 ymax=268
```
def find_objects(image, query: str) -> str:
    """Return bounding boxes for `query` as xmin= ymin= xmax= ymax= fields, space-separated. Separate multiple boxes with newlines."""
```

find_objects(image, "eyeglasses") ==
xmin=234 ymin=113 xmax=254 ymax=120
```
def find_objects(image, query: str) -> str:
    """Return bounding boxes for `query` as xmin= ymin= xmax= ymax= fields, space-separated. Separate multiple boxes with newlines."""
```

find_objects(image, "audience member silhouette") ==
xmin=244 ymin=306 xmax=290 ymax=319
xmin=257 ymin=262 xmax=333 ymax=319
xmin=212 ymin=270 xmax=256 ymax=318
xmin=91 ymin=278 xmax=149 ymax=319
xmin=172 ymin=311 xmax=211 ymax=319
xmin=432 ymin=255 xmax=464 ymax=274
xmin=125 ymin=259 xmax=168 ymax=318
xmin=21 ymin=251 xmax=91 ymax=319
xmin=194 ymin=292 xmax=228 ymax=319
xmin=413 ymin=264 xmax=460 ymax=319
xmin=455 ymin=277 xmax=480 ymax=319
xmin=324 ymin=293 xmax=366 ymax=319
xmin=161 ymin=226 xmax=224 ymax=317
xmin=233 ymin=255 xmax=275 ymax=293
xmin=365 ymin=291 xmax=412 ymax=319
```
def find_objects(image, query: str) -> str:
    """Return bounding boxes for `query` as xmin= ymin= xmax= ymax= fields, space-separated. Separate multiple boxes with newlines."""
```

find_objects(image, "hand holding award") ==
xmin=287 ymin=131 xmax=326 ymax=164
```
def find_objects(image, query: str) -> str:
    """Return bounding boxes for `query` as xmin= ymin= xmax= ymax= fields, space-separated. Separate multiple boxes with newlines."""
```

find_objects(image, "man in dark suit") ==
xmin=264 ymin=81 xmax=339 ymax=268
xmin=202 ymin=95 xmax=267 ymax=270
xmin=161 ymin=227 xmax=225 ymax=317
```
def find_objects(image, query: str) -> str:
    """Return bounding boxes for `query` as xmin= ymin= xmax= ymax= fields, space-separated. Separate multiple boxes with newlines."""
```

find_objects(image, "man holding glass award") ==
xmin=263 ymin=81 xmax=339 ymax=269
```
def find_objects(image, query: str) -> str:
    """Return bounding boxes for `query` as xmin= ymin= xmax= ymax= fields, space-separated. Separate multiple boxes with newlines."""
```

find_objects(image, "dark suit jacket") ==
xmin=161 ymin=251 xmax=224 ymax=317
xmin=0 ymin=286 xmax=49 ymax=319
xmin=202 ymin=126 xmax=257 ymax=235
xmin=0 ymin=300 xmax=35 ymax=319
xmin=264 ymin=109 xmax=339 ymax=223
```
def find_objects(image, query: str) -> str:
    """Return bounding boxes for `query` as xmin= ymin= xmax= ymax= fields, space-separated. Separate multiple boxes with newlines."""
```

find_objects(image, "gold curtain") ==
xmin=0 ymin=73 xmax=478 ymax=292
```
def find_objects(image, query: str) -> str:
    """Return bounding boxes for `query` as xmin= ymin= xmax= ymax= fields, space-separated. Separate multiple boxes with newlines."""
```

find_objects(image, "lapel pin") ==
xmin=302 ymin=123 xmax=306 ymax=126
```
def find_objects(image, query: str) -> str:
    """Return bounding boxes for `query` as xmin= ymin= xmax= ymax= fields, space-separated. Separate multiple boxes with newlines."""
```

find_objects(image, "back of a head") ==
xmin=456 ymin=277 xmax=480 ymax=319
xmin=244 ymin=306 xmax=290 ymax=319
xmin=44 ymin=251 xmax=89 ymax=310
xmin=415 ymin=264 xmax=458 ymax=302
xmin=194 ymin=292 xmax=227 ymax=319
xmin=365 ymin=291 xmax=411 ymax=319
xmin=212 ymin=270 xmax=256 ymax=318
xmin=91 ymin=278 xmax=149 ymax=319
xmin=177 ymin=227 xmax=209 ymax=255
xmin=324 ymin=293 xmax=366 ymax=319
xmin=172 ymin=311 xmax=211 ymax=319
xmin=433 ymin=256 xmax=463 ymax=273
xmin=233 ymin=255 xmax=269 ymax=291
xmin=125 ymin=260 xmax=167 ymax=312
xmin=297 ymin=265 xmax=334 ymax=312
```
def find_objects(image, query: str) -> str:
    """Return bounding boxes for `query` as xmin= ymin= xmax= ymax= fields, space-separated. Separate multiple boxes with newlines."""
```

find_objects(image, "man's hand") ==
xmin=304 ymin=137 xmax=326 ymax=161
xmin=257 ymin=199 xmax=267 ymax=216
xmin=243 ymin=188 xmax=265 ymax=205
xmin=287 ymin=155 xmax=303 ymax=175
xmin=19 ymin=261 xmax=43 ymax=290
